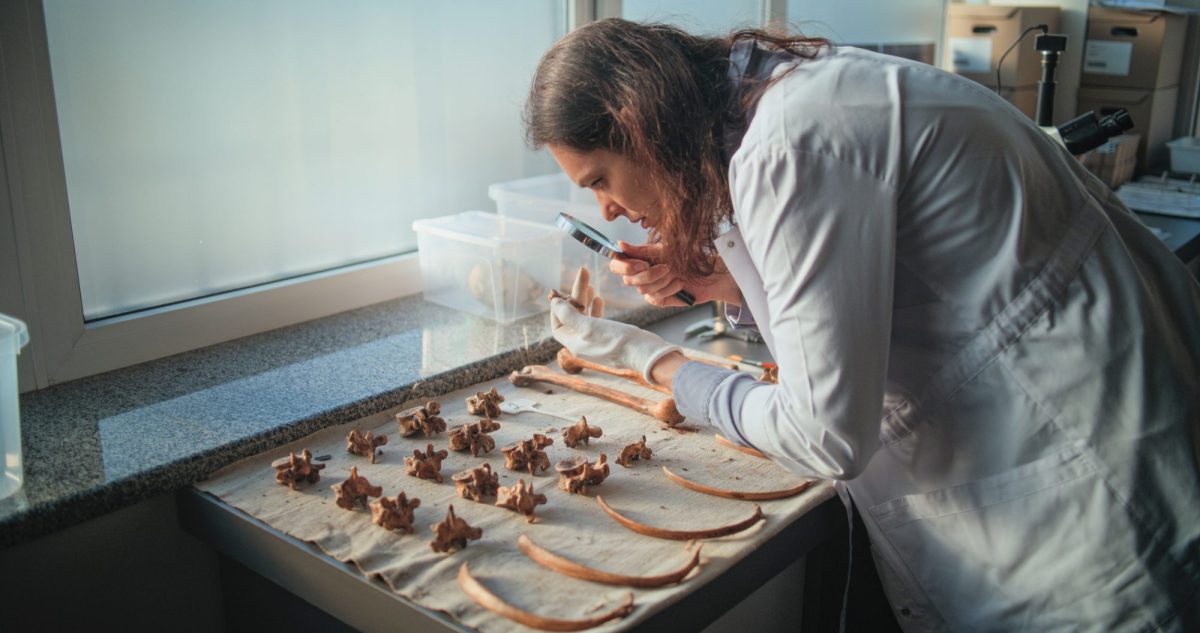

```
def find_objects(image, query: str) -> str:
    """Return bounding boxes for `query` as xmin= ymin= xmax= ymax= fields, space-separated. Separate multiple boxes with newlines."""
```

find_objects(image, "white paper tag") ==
xmin=949 ymin=37 xmax=992 ymax=74
xmin=1084 ymin=40 xmax=1134 ymax=76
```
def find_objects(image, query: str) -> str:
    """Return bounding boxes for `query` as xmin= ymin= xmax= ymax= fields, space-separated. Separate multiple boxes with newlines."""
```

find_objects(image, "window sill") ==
xmin=0 ymin=293 xmax=681 ymax=549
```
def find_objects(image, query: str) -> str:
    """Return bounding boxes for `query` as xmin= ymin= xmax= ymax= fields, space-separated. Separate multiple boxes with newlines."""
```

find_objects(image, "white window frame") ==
xmin=1 ymin=0 xmax=799 ymax=391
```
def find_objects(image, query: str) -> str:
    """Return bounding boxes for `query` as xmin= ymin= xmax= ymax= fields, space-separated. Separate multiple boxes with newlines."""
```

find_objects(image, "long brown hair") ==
xmin=524 ymin=18 xmax=828 ymax=280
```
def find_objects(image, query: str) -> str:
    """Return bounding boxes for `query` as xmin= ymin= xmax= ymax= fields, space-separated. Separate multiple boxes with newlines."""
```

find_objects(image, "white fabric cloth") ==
xmin=673 ymin=44 xmax=1200 ymax=631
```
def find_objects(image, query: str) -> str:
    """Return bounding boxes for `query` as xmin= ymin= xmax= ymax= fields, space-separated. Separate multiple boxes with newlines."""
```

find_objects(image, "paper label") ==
xmin=1084 ymin=40 xmax=1134 ymax=76
xmin=949 ymin=37 xmax=992 ymax=74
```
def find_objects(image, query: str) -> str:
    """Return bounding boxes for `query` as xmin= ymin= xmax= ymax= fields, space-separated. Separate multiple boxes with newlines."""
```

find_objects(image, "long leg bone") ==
xmin=556 ymin=348 xmax=671 ymax=395
xmin=510 ymin=365 xmax=684 ymax=427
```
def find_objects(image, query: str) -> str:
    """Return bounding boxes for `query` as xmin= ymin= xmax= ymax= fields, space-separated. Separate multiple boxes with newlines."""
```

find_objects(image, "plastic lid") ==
xmin=412 ymin=210 xmax=560 ymax=246
xmin=0 ymin=313 xmax=30 ymax=352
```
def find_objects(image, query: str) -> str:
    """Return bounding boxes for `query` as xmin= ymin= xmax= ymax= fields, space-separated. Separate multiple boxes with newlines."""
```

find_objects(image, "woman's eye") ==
xmin=589 ymin=178 xmax=603 ymax=189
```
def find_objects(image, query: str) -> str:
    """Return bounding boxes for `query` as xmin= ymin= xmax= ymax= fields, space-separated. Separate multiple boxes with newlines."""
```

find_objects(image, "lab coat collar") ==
xmin=722 ymin=38 xmax=795 ymax=165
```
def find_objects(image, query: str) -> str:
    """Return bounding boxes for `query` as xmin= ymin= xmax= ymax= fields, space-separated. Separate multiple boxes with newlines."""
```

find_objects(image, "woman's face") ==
xmin=548 ymin=144 xmax=664 ymax=231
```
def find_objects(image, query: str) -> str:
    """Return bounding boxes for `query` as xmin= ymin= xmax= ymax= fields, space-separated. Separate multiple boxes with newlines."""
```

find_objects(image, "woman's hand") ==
xmin=549 ymin=297 xmax=681 ymax=382
xmin=610 ymin=241 xmax=742 ymax=308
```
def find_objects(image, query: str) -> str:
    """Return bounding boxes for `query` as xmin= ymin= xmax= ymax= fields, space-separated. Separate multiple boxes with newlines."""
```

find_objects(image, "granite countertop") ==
xmin=0 ymin=294 xmax=678 ymax=549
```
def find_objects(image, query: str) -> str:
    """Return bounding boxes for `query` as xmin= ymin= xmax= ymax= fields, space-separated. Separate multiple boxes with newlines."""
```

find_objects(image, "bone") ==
xmin=570 ymin=266 xmax=590 ymax=304
xmin=714 ymin=434 xmax=768 ymax=459
xmin=661 ymin=466 xmax=816 ymax=501
xmin=510 ymin=365 xmax=684 ymax=427
xmin=556 ymin=348 xmax=671 ymax=395
xmin=548 ymin=289 xmax=585 ymax=312
xmin=458 ymin=562 xmax=635 ymax=631
xmin=596 ymin=496 xmax=765 ymax=540
xmin=590 ymin=296 xmax=605 ymax=318
xmin=518 ymin=535 xmax=701 ymax=588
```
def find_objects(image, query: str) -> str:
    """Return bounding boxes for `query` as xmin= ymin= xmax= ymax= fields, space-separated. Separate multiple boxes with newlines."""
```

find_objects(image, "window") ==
xmin=1 ymin=0 xmax=565 ymax=388
xmin=44 ymin=0 xmax=566 ymax=320
xmin=622 ymin=0 xmax=766 ymax=34
xmin=787 ymin=0 xmax=946 ymax=63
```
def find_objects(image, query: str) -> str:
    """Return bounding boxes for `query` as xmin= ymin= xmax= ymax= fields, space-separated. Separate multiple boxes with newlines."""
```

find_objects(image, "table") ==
xmin=1136 ymin=212 xmax=1200 ymax=264
xmin=178 ymin=307 xmax=852 ymax=632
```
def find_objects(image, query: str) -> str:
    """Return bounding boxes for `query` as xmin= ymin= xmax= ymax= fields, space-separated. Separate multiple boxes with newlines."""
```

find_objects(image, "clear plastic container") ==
xmin=489 ymin=173 xmax=649 ymax=308
xmin=0 ymin=313 xmax=29 ymax=501
xmin=1167 ymin=136 xmax=1200 ymax=174
xmin=412 ymin=211 xmax=562 ymax=323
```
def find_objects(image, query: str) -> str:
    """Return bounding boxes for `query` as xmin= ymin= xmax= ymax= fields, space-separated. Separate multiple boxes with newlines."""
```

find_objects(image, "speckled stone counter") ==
xmin=0 ymin=295 xmax=680 ymax=549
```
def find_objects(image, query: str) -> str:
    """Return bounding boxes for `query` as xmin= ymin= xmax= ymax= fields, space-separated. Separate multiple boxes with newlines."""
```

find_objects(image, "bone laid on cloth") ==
xmin=661 ymin=466 xmax=817 ymax=501
xmin=197 ymin=348 xmax=838 ymax=633
xmin=510 ymin=365 xmax=684 ymax=427
xmin=458 ymin=562 xmax=636 ymax=631
xmin=518 ymin=535 xmax=702 ymax=588
xmin=557 ymin=348 xmax=671 ymax=395
xmin=714 ymin=434 xmax=769 ymax=459
xmin=596 ymin=496 xmax=766 ymax=540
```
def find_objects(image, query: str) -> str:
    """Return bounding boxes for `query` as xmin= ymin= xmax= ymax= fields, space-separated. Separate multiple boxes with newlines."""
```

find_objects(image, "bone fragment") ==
xmin=570 ymin=266 xmax=590 ymax=304
xmin=714 ymin=434 xmax=768 ymax=459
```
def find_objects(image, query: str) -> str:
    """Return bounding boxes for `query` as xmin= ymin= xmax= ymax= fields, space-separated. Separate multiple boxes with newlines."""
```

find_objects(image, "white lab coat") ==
xmin=673 ymin=45 xmax=1200 ymax=631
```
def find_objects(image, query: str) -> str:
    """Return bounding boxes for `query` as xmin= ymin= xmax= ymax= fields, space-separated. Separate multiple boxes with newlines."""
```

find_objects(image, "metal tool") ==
xmin=498 ymin=398 xmax=578 ymax=422
xmin=555 ymin=213 xmax=695 ymax=306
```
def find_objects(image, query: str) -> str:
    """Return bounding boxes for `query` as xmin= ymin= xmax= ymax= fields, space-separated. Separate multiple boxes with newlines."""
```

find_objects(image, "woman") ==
xmin=527 ymin=18 xmax=1200 ymax=632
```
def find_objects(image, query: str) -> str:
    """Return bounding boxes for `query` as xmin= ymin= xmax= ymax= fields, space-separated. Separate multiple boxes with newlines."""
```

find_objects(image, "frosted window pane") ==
xmin=787 ymin=0 xmax=944 ymax=45
xmin=623 ymin=0 xmax=763 ymax=34
xmin=44 ymin=0 xmax=565 ymax=320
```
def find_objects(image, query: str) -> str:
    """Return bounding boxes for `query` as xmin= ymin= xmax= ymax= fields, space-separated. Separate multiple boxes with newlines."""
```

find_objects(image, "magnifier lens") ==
xmin=555 ymin=213 xmax=623 ymax=258
xmin=554 ymin=212 xmax=695 ymax=307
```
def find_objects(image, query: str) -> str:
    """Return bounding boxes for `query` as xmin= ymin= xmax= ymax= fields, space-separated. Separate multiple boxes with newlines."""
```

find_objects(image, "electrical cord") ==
xmin=995 ymin=24 xmax=1048 ymax=96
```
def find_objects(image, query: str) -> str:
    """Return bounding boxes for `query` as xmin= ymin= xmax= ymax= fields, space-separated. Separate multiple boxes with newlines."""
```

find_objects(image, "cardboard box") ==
xmin=1079 ymin=134 xmax=1140 ymax=189
xmin=1082 ymin=7 xmax=1186 ymax=90
xmin=943 ymin=5 xmax=1061 ymax=89
xmin=1000 ymin=84 xmax=1039 ymax=121
xmin=1076 ymin=85 xmax=1178 ymax=173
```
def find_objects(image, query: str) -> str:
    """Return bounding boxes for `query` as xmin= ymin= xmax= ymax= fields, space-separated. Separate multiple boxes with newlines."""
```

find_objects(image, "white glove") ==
xmin=550 ymin=297 xmax=680 ymax=384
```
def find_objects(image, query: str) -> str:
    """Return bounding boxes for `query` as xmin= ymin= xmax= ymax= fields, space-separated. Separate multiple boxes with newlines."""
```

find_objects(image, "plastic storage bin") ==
xmin=0 ymin=313 xmax=29 ymax=501
xmin=1167 ymin=136 xmax=1200 ymax=174
xmin=489 ymin=173 xmax=649 ymax=308
xmin=412 ymin=211 xmax=562 ymax=323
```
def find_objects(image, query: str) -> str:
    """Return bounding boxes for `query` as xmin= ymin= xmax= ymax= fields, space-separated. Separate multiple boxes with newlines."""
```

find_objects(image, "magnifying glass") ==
xmin=555 ymin=213 xmax=695 ymax=306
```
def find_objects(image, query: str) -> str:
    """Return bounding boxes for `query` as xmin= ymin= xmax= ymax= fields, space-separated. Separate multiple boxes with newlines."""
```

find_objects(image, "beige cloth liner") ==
xmin=198 ymin=350 xmax=836 ymax=632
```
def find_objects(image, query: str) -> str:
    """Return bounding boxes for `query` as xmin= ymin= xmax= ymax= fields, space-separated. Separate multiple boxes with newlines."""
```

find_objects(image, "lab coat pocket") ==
xmin=867 ymin=443 xmax=1142 ymax=629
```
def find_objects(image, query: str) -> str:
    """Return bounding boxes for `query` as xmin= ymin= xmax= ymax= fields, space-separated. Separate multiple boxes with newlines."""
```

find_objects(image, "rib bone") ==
xmin=714 ymin=434 xmax=768 ymax=459
xmin=661 ymin=466 xmax=816 ymax=501
xmin=518 ymin=534 xmax=701 ymax=588
xmin=595 ymin=496 xmax=765 ymax=540
xmin=509 ymin=365 xmax=684 ymax=427
xmin=458 ymin=562 xmax=635 ymax=631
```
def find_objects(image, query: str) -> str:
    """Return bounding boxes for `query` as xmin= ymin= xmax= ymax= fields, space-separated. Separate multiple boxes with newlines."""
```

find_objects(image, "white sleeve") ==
xmin=704 ymin=147 xmax=896 ymax=479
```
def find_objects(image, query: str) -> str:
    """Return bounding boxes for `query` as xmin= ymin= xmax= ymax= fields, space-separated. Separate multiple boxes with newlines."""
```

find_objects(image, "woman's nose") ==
xmin=593 ymin=192 xmax=623 ymax=221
